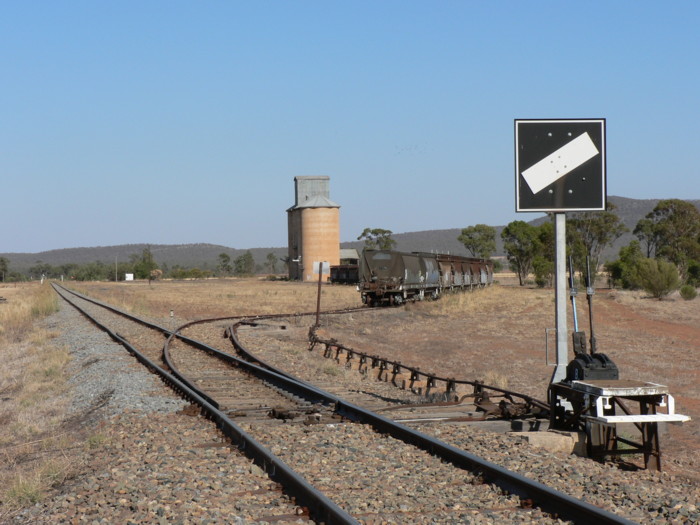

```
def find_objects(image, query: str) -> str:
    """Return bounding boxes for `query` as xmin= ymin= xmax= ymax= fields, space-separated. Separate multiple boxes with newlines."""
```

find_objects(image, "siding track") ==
xmin=53 ymin=283 xmax=636 ymax=524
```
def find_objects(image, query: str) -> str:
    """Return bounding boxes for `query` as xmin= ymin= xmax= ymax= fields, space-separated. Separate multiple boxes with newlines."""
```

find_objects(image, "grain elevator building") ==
xmin=287 ymin=176 xmax=340 ymax=282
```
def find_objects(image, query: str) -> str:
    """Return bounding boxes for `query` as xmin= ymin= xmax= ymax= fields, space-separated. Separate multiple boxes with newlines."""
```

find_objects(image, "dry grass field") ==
xmin=0 ymin=282 xmax=74 ymax=513
xmin=1 ymin=275 xmax=698 ymax=516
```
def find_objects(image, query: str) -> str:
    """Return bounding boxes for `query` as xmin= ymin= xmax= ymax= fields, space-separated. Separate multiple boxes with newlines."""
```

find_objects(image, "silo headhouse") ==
xmin=287 ymin=176 xmax=340 ymax=282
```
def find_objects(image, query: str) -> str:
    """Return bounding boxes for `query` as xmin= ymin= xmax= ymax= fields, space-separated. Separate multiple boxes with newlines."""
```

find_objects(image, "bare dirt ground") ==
xmin=71 ymin=277 xmax=700 ymax=479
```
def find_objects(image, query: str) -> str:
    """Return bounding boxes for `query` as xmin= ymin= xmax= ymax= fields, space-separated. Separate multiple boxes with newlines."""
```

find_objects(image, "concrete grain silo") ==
xmin=287 ymin=176 xmax=340 ymax=282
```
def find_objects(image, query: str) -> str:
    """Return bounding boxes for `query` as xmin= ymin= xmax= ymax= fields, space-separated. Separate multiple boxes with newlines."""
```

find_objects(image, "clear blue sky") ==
xmin=2 ymin=2 xmax=699 ymax=253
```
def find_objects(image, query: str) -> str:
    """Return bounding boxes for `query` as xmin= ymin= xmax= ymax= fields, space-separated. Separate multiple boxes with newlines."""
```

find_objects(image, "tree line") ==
xmin=0 ymin=248 xmax=284 ymax=283
xmin=459 ymin=199 xmax=699 ymax=299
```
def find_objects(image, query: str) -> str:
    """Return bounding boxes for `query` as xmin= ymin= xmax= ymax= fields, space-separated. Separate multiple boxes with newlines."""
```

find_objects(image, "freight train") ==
xmin=358 ymin=249 xmax=493 ymax=306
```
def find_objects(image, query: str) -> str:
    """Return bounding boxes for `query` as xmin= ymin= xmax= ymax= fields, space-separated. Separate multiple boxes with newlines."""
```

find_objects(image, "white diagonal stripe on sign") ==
xmin=521 ymin=132 xmax=599 ymax=194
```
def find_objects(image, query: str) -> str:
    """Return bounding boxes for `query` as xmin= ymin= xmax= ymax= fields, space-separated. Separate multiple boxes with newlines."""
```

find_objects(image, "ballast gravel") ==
xmin=46 ymin=303 xmax=188 ymax=420
xmin=16 ymin=301 xmax=306 ymax=524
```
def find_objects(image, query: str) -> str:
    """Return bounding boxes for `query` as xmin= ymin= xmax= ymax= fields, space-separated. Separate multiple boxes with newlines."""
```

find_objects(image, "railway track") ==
xmin=53 ymin=283 xmax=635 ymax=524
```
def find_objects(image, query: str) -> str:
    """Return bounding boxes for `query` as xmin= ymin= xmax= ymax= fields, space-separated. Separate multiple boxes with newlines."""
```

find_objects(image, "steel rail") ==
xmin=52 ymin=285 xmax=337 ymax=407
xmin=55 ymin=284 xmax=634 ymax=524
xmin=52 ymin=284 xmax=358 ymax=525
xmin=226 ymin=320 xmax=635 ymax=525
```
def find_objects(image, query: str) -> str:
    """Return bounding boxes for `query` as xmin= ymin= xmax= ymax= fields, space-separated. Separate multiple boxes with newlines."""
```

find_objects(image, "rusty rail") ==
xmin=227 ymin=320 xmax=633 ymax=525
xmin=52 ymin=284 xmax=358 ymax=525
xmin=55 ymin=283 xmax=634 ymax=525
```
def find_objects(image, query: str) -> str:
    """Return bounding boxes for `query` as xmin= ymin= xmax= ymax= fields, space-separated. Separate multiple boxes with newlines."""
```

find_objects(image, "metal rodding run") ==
xmin=227 ymin=318 xmax=634 ymax=524
xmin=307 ymin=325 xmax=550 ymax=417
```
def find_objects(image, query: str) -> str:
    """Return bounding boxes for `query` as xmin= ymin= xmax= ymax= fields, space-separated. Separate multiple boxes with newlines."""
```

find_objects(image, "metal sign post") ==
xmin=518 ymin=120 xmax=691 ymax=469
xmin=553 ymin=213 xmax=568 ymax=383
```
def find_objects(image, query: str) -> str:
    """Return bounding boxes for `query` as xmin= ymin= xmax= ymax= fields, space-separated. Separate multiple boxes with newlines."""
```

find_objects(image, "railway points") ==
xmin=28 ymin=284 xmax=696 ymax=516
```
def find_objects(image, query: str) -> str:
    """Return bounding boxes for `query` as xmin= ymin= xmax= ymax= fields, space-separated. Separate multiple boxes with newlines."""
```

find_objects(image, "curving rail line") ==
xmin=53 ymin=284 xmax=355 ymax=524
xmin=53 ymin=283 xmax=634 ymax=525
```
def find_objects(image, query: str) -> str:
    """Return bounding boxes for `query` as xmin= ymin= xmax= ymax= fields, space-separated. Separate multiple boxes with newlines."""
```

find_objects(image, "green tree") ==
xmin=639 ymin=199 xmax=700 ymax=281
xmin=234 ymin=251 xmax=255 ymax=276
xmin=357 ymin=228 xmax=396 ymax=250
xmin=687 ymin=260 xmax=700 ymax=288
xmin=458 ymin=224 xmax=496 ymax=258
xmin=0 ymin=257 xmax=8 ymax=282
xmin=532 ymin=221 xmax=555 ymax=288
xmin=133 ymin=246 xmax=159 ymax=280
xmin=217 ymin=253 xmax=233 ymax=276
xmin=605 ymin=240 xmax=644 ymax=289
xmin=633 ymin=218 xmax=660 ymax=258
xmin=635 ymin=258 xmax=680 ymax=300
xmin=58 ymin=263 xmax=80 ymax=280
xmin=266 ymin=252 xmax=278 ymax=273
xmin=568 ymin=204 xmax=628 ymax=285
xmin=501 ymin=221 xmax=540 ymax=286
xmin=532 ymin=256 xmax=553 ymax=288
xmin=29 ymin=262 xmax=56 ymax=279
xmin=74 ymin=261 xmax=110 ymax=281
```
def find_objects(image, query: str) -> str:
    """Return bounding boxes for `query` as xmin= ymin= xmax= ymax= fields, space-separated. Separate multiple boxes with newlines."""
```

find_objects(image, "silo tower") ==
xmin=287 ymin=176 xmax=340 ymax=282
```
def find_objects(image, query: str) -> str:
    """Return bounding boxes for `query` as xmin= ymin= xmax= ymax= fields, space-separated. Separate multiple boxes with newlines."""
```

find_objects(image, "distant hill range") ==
xmin=1 ymin=244 xmax=291 ymax=275
xmin=3 ymin=196 xmax=699 ymax=273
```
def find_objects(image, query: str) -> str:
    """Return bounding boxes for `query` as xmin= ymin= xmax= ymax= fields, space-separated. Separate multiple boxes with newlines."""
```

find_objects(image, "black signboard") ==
xmin=515 ymin=119 xmax=606 ymax=212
